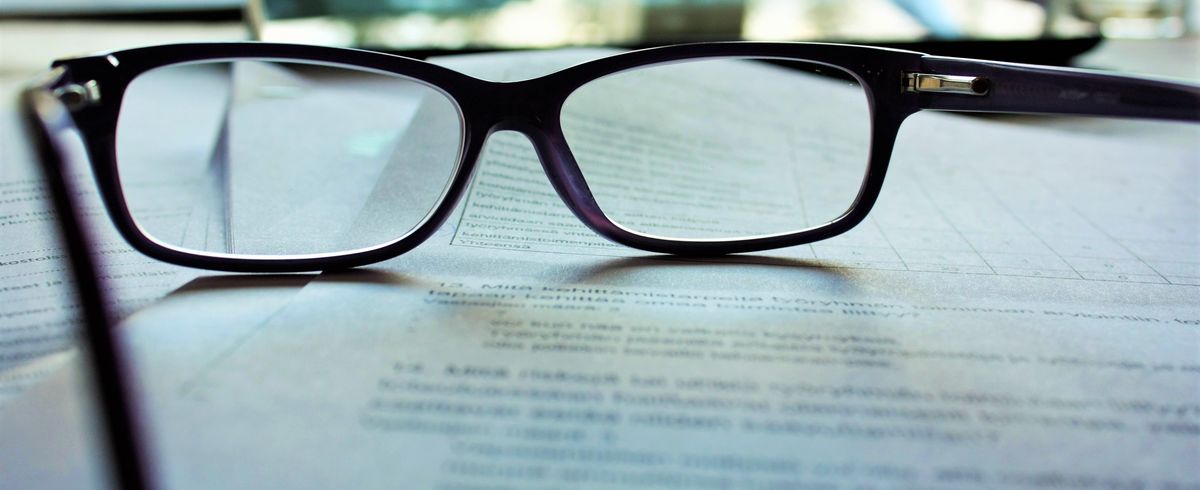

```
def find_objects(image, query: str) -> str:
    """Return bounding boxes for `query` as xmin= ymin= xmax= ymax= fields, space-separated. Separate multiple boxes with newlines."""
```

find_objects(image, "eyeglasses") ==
xmin=23 ymin=42 xmax=1200 ymax=272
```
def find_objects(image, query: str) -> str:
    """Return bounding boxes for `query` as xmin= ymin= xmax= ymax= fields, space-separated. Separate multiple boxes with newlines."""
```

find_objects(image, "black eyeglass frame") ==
xmin=27 ymin=41 xmax=1200 ymax=273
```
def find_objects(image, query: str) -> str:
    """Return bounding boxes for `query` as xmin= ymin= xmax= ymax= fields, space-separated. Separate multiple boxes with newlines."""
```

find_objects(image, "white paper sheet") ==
xmin=0 ymin=99 xmax=205 ymax=407
xmin=0 ymin=276 xmax=313 ymax=489
xmin=135 ymin=268 xmax=1199 ymax=488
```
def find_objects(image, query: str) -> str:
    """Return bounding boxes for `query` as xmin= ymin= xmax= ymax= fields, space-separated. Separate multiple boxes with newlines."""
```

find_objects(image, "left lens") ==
xmin=116 ymin=59 xmax=463 ymax=258
xmin=561 ymin=57 xmax=872 ymax=241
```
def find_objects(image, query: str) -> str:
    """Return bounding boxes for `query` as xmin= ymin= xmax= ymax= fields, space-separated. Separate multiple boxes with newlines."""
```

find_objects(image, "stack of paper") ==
xmin=1 ymin=49 xmax=1196 ymax=489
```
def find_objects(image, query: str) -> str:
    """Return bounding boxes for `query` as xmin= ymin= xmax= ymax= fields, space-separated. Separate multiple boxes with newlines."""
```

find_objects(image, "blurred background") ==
xmin=1 ymin=0 xmax=1196 ymax=52
xmin=241 ymin=0 xmax=1197 ymax=49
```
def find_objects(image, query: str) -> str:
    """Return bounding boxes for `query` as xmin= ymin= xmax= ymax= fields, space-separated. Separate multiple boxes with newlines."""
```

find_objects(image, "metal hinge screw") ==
xmin=904 ymin=73 xmax=990 ymax=96
xmin=53 ymin=80 xmax=101 ymax=111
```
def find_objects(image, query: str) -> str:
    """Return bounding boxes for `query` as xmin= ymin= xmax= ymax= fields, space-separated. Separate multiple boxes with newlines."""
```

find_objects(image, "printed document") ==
xmin=0 ymin=102 xmax=204 ymax=406
xmin=1 ymin=49 xmax=1197 ymax=489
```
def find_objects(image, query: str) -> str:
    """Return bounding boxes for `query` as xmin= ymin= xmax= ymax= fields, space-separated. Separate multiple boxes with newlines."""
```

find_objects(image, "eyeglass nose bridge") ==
xmin=471 ymin=78 xmax=565 ymax=133
xmin=461 ymin=79 xmax=627 ymax=243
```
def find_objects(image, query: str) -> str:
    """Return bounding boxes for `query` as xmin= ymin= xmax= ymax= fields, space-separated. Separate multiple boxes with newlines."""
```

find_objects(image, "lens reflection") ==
xmin=561 ymin=57 xmax=871 ymax=241
xmin=116 ymin=60 xmax=463 ymax=257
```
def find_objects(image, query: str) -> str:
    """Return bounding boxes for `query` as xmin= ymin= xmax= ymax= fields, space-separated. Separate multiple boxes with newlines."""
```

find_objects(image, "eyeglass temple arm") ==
xmin=21 ymin=69 xmax=152 ymax=490
xmin=913 ymin=56 xmax=1200 ymax=123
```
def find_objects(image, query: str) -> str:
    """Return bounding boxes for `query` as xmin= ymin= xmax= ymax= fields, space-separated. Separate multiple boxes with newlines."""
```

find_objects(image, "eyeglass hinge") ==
xmin=904 ymin=73 xmax=990 ymax=96
xmin=53 ymin=80 xmax=101 ymax=111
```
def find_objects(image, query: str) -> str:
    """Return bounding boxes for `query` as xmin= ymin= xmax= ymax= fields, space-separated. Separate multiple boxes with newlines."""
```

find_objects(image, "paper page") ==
xmin=0 ymin=275 xmax=314 ymax=490
xmin=95 ymin=49 xmax=1197 ymax=488
xmin=0 ymin=48 xmax=465 ymax=406
xmin=137 ymin=272 xmax=1199 ymax=488
xmin=0 ymin=101 xmax=205 ymax=407
xmin=1 ymin=58 xmax=434 ymax=402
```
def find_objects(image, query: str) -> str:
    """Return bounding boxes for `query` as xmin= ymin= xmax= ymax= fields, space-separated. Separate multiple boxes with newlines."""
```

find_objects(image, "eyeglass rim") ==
xmin=37 ymin=42 xmax=913 ymax=272
xmin=34 ymin=41 xmax=1200 ymax=272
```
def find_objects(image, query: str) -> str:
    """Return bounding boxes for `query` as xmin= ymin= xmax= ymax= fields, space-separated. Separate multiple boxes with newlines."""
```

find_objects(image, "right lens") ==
xmin=115 ymin=59 xmax=463 ymax=257
xmin=561 ymin=57 xmax=872 ymax=241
